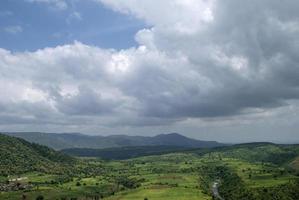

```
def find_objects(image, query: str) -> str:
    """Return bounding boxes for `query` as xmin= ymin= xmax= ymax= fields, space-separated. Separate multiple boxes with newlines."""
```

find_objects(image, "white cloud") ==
xmin=98 ymin=0 xmax=215 ymax=34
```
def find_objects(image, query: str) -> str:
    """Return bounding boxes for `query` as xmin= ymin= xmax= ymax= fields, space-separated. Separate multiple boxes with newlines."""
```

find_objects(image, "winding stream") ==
xmin=212 ymin=181 xmax=224 ymax=200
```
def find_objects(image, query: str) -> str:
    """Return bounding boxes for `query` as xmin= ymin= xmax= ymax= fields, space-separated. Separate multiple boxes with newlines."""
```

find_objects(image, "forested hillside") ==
xmin=0 ymin=134 xmax=75 ymax=176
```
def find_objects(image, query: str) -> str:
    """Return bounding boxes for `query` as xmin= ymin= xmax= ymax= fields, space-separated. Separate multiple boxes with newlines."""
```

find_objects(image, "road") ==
xmin=212 ymin=181 xmax=224 ymax=200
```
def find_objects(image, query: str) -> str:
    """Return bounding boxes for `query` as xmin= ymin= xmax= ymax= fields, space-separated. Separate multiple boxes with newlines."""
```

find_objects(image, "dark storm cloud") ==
xmin=56 ymin=85 xmax=121 ymax=116
xmin=113 ymin=0 xmax=299 ymax=120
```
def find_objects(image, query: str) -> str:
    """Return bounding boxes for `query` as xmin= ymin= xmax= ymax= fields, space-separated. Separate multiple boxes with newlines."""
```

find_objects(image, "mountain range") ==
xmin=3 ymin=132 xmax=223 ymax=150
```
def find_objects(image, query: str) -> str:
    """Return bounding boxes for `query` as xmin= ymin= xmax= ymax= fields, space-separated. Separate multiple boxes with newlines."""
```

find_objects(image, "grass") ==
xmin=107 ymin=187 xmax=210 ymax=200
xmin=106 ymin=173 xmax=210 ymax=200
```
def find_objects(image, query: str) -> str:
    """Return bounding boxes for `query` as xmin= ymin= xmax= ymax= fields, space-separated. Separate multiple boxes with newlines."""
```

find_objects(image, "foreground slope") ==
xmin=0 ymin=134 xmax=74 ymax=176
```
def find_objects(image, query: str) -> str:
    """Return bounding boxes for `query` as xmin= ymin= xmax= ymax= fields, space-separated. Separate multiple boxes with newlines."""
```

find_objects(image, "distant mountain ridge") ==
xmin=4 ymin=132 xmax=224 ymax=150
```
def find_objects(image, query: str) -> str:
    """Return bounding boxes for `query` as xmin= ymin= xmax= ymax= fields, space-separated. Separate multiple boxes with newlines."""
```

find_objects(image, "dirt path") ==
xmin=9 ymin=177 xmax=28 ymax=182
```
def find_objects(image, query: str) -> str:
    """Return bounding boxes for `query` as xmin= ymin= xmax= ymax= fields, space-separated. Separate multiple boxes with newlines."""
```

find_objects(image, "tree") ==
xmin=36 ymin=195 xmax=44 ymax=200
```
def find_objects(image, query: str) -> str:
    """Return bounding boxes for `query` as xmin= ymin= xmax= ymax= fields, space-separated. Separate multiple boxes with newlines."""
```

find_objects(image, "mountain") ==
xmin=0 ymin=133 xmax=74 ymax=176
xmin=4 ymin=132 xmax=223 ymax=150
xmin=150 ymin=133 xmax=218 ymax=147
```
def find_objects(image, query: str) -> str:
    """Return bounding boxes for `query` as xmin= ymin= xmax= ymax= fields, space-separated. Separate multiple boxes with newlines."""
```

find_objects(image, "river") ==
xmin=212 ymin=181 xmax=224 ymax=200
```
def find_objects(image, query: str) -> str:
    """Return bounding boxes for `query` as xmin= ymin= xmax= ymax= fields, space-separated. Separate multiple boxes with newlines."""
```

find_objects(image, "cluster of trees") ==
xmin=115 ymin=176 xmax=143 ymax=189
xmin=216 ymin=166 xmax=255 ymax=200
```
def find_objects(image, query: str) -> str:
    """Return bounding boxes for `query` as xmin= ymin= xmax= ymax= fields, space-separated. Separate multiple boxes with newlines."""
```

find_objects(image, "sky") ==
xmin=0 ymin=0 xmax=299 ymax=143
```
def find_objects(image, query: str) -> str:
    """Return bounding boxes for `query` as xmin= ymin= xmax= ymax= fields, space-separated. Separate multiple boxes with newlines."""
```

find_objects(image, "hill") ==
xmin=61 ymin=145 xmax=191 ymax=160
xmin=193 ymin=142 xmax=299 ymax=165
xmin=0 ymin=134 xmax=75 ymax=176
xmin=4 ymin=132 xmax=223 ymax=150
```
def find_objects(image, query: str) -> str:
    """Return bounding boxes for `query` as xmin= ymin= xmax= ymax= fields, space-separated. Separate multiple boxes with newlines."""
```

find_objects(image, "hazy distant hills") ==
xmin=4 ymin=132 xmax=223 ymax=150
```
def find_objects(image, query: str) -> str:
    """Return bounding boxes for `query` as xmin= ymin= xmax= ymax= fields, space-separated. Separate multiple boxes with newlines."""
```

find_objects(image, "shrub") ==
xmin=36 ymin=195 xmax=44 ymax=200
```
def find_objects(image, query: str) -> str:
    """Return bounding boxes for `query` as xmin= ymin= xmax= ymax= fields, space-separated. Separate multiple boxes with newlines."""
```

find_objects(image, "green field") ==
xmin=1 ymin=153 xmax=212 ymax=200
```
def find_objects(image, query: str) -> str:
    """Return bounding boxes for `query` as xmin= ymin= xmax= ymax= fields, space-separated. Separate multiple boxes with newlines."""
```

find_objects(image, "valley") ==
xmin=1 ymin=133 xmax=299 ymax=199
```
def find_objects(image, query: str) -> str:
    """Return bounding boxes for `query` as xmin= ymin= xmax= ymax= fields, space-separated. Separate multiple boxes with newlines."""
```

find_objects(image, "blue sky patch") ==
xmin=0 ymin=0 xmax=145 ymax=51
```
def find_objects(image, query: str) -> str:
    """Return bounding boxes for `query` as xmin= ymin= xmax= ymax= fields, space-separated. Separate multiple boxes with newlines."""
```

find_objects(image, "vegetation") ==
xmin=0 ymin=134 xmax=75 ymax=176
xmin=1 ymin=134 xmax=299 ymax=199
xmin=61 ymin=146 xmax=191 ymax=160
xmin=290 ymin=156 xmax=299 ymax=172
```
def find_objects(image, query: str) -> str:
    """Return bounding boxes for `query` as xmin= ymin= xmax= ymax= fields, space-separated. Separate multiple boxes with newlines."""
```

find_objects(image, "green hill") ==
xmin=0 ymin=134 xmax=75 ymax=176
xmin=193 ymin=143 xmax=299 ymax=165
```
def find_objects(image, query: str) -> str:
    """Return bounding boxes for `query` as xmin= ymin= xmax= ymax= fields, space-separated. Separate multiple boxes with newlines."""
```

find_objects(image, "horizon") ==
xmin=3 ymin=131 xmax=299 ymax=145
xmin=1 ymin=0 xmax=299 ymax=144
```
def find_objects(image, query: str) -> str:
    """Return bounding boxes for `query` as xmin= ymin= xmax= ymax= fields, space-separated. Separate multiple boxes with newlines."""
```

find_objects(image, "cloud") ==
xmin=1 ymin=0 xmax=299 ymax=136
xmin=3 ymin=25 xmax=23 ymax=34
xmin=55 ymin=85 xmax=122 ymax=115
xmin=98 ymin=0 xmax=214 ymax=34
xmin=95 ymin=0 xmax=299 ymax=119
